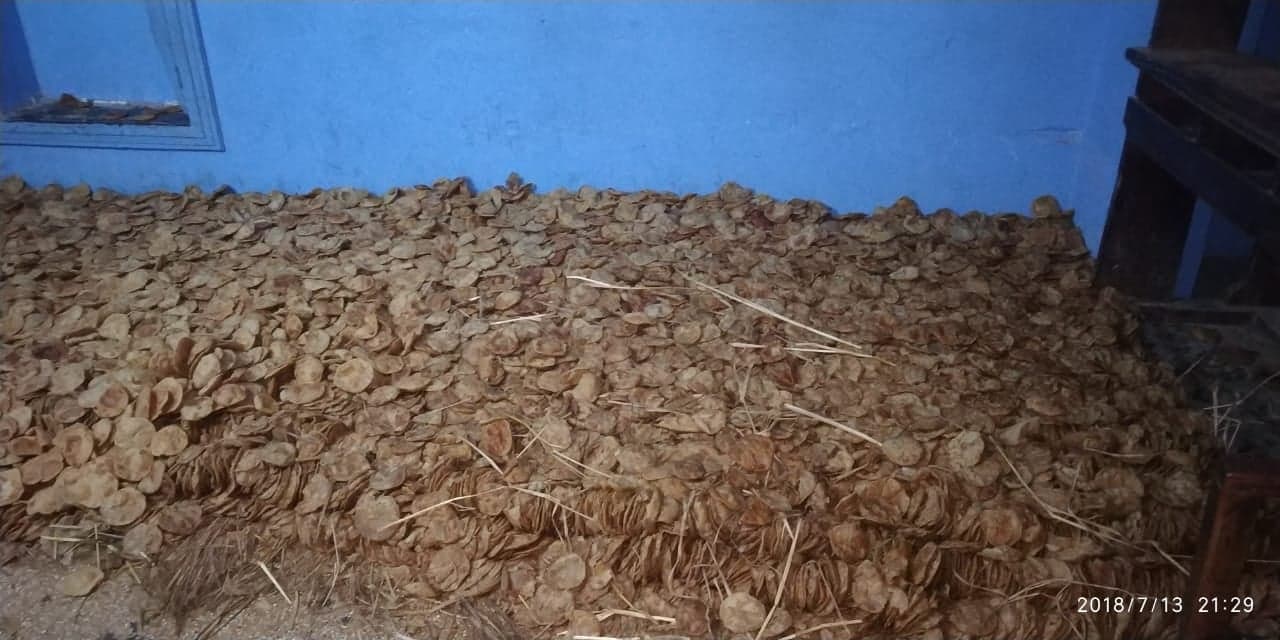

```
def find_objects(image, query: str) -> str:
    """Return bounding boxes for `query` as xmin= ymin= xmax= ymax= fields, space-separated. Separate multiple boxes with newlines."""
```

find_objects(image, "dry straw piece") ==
xmin=0 ymin=175 xmax=1274 ymax=639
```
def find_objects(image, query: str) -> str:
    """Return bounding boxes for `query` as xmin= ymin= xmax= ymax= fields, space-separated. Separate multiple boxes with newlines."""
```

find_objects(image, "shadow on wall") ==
xmin=0 ymin=0 xmax=38 ymax=112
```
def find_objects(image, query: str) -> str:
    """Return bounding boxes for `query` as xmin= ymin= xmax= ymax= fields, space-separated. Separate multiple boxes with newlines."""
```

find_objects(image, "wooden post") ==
xmin=1096 ymin=141 xmax=1198 ymax=298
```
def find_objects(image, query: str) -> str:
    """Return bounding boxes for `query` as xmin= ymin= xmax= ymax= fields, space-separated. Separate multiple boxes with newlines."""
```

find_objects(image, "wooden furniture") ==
xmin=1183 ymin=456 xmax=1280 ymax=640
xmin=1095 ymin=0 xmax=1279 ymax=299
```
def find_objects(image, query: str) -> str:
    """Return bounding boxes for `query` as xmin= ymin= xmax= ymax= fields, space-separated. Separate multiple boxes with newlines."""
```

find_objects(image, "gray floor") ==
xmin=0 ymin=553 xmax=401 ymax=640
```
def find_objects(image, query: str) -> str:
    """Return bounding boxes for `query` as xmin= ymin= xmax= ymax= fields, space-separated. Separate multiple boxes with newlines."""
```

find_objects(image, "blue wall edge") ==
xmin=0 ymin=0 xmax=223 ymax=151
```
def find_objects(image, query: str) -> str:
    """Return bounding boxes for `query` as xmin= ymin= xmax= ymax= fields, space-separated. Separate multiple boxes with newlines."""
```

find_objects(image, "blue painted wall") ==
xmin=1071 ymin=2 xmax=1158 ymax=253
xmin=1 ymin=1 xmax=1159 ymax=250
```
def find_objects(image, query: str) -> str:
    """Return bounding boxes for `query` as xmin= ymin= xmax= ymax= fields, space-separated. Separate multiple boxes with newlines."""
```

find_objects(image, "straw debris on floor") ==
xmin=1 ymin=174 xmax=1277 ymax=639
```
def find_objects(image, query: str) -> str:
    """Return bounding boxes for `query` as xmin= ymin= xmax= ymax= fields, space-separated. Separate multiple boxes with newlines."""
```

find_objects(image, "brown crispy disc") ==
xmin=157 ymin=501 xmax=202 ymax=536
xmin=49 ymin=363 xmax=87 ymax=395
xmin=121 ymin=522 xmax=163 ymax=559
xmin=100 ymin=487 xmax=147 ymax=526
xmin=54 ymin=425 xmax=95 ymax=466
xmin=99 ymin=313 xmax=131 ymax=341
xmin=94 ymin=384 xmax=130 ymax=418
xmin=426 ymin=542 xmax=471 ymax=592
xmin=51 ymin=397 xmax=86 ymax=424
xmin=281 ymin=382 xmax=326 ymax=404
xmin=882 ymin=435 xmax=924 ymax=467
xmin=180 ymin=397 xmax=214 ymax=421
xmin=137 ymin=459 xmax=165 ymax=494
xmin=27 ymin=485 xmax=66 ymax=515
xmin=324 ymin=450 xmax=369 ymax=482
xmin=296 ymin=474 xmax=331 ymax=514
xmin=63 ymin=467 xmax=118 ymax=509
xmin=299 ymin=330 xmax=331 ymax=355
xmin=480 ymin=419 xmax=513 ymax=461
xmin=368 ymin=463 xmax=406 ymax=491
xmin=541 ymin=552 xmax=586 ymax=591
xmin=148 ymin=425 xmax=188 ymax=457
xmin=111 ymin=447 xmax=155 ymax=482
xmin=353 ymin=492 xmax=400 ymax=542
xmin=153 ymin=377 xmax=186 ymax=415
xmin=20 ymin=450 xmax=63 ymax=484
xmin=90 ymin=418 xmax=113 ymax=445
xmin=333 ymin=358 xmax=375 ymax=394
xmin=294 ymin=355 xmax=325 ymax=384
xmin=258 ymin=442 xmax=296 ymax=468
xmin=0 ymin=469 xmax=22 ymax=506
xmin=212 ymin=383 xmax=247 ymax=408
xmin=114 ymin=416 xmax=156 ymax=449
xmin=719 ymin=592 xmax=766 ymax=634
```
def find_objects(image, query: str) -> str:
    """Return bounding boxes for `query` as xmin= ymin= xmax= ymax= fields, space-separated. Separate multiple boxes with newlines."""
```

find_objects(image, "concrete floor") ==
xmin=0 ymin=554 xmax=407 ymax=640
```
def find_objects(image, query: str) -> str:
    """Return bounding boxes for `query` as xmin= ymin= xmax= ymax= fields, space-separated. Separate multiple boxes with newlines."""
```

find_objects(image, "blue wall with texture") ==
xmin=1 ymin=1 xmax=1158 ymax=250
